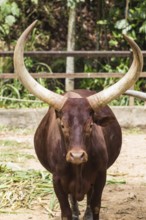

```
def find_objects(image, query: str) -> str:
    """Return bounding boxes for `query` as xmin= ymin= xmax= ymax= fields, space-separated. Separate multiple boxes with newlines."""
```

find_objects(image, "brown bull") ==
xmin=14 ymin=21 xmax=143 ymax=220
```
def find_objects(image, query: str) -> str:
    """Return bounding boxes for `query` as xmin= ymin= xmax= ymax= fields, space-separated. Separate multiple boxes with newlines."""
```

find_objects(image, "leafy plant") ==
xmin=0 ymin=1 xmax=20 ymax=42
xmin=0 ymin=59 xmax=65 ymax=108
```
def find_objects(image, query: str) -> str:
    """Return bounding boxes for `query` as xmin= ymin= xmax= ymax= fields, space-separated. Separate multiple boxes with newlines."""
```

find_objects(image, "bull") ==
xmin=13 ymin=21 xmax=143 ymax=220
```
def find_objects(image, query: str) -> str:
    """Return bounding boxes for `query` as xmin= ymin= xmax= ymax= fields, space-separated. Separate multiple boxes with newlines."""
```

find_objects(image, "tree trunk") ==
xmin=65 ymin=5 xmax=76 ymax=91
xmin=125 ymin=0 xmax=130 ymax=20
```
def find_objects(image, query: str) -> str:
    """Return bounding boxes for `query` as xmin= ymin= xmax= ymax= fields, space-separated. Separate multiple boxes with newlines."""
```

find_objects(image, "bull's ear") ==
xmin=93 ymin=111 xmax=115 ymax=127
xmin=55 ymin=110 xmax=61 ymax=119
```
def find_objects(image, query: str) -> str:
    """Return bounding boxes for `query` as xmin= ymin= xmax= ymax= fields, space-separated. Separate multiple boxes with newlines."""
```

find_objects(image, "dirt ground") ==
xmin=0 ymin=128 xmax=146 ymax=220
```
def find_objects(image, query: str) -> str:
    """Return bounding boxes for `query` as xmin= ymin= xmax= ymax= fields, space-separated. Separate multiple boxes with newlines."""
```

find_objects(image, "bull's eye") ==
xmin=90 ymin=122 xmax=93 ymax=128
xmin=61 ymin=122 xmax=65 ymax=129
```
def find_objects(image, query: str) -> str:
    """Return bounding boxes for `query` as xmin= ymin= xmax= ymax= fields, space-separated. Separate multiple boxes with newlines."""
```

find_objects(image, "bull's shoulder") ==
xmin=35 ymin=107 xmax=57 ymax=137
xmin=93 ymin=106 xmax=117 ymax=127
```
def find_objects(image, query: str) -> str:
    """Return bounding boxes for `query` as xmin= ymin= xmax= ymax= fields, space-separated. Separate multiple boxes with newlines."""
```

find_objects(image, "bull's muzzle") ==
xmin=66 ymin=149 xmax=88 ymax=165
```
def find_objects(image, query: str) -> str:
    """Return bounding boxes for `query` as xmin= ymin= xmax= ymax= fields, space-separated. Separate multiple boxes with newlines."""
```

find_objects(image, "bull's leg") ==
xmin=53 ymin=175 xmax=72 ymax=220
xmin=70 ymin=195 xmax=80 ymax=220
xmin=83 ymin=188 xmax=93 ymax=220
xmin=90 ymin=171 xmax=106 ymax=220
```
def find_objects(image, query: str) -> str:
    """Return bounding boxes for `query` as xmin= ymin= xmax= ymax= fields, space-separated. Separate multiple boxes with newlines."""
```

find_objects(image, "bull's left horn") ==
xmin=87 ymin=35 xmax=143 ymax=110
xmin=14 ymin=20 xmax=67 ymax=111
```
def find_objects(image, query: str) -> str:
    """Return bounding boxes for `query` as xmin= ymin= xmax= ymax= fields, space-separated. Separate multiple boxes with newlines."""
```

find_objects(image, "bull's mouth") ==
xmin=66 ymin=150 xmax=88 ymax=165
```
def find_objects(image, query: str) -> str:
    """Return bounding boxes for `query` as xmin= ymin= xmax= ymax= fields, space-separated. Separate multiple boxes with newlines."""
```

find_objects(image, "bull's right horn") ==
xmin=14 ymin=21 xmax=67 ymax=111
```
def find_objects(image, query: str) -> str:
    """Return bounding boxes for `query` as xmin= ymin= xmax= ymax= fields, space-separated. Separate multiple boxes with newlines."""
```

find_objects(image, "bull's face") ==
xmin=56 ymin=98 xmax=94 ymax=165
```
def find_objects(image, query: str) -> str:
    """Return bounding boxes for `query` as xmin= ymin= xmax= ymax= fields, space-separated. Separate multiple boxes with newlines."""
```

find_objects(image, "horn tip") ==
xmin=33 ymin=20 xmax=38 ymax=25
xmin=122 ymin=34 xmax=133 ymax=41
xmin=29 ymin=20 xmax=38 ymax=29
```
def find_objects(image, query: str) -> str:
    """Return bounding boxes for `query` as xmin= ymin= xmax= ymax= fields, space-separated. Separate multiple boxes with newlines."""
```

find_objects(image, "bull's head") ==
xmin=56 ymin=97 xmax=93 ymax=164
xmin=14 ymin=21 xmax=143 ymax=164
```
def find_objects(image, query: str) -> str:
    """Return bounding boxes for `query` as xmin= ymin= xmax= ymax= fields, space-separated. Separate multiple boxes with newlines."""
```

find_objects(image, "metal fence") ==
xmin=1 ymin=51 xmax=146 ymax=105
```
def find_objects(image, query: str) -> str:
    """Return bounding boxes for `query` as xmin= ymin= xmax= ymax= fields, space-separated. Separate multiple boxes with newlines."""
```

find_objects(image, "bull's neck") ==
xmin=73 ymin=164 xmax=85 ymax=201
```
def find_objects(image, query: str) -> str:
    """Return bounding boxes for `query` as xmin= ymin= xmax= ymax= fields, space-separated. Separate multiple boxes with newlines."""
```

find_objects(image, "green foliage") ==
xmin=67 ymin=0 xmax=85 ymax=8
xmin=139 ymin=21 xmax=146 ymax=34
xmin=0 ymin=1 xmax=20 ymax=39
xmin=115 ymin=19 xmax=132 ymax=34
xmin=78 ymin=56 xmax=144 ymax=106
xmin=0 ymin=60 xmax=64 ymax=108
xmin=96 ymin=20 xmax=108 ymax=26
xmin=0 ymin=82 xmax=44 ymax=109
xmin=31 ymin=0 xmax=38 ymax=4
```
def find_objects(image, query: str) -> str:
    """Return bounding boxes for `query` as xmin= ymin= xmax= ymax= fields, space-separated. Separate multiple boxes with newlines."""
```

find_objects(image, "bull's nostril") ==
xmin=81 ymin=152 xmax=85 ymax=159
xmin=70 ymin=152 xmax=84 ymax=159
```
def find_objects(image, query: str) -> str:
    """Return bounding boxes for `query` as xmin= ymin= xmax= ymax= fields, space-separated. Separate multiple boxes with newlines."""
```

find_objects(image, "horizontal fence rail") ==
xmin=1 ymin=72 xmax=146 ymax=79
xmin=0 ymin=51 xmax=134 ymax=57
xmin=1 ymin=50 xmax=146 ymax=58
xmin=1 ymin=50 xmax=146 ymax=79
xmin=1 ymin=50 xmax=146 ymax=106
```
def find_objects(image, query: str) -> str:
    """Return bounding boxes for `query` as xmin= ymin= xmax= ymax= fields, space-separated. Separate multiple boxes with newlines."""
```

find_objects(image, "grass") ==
xmin=106 ymin=179 xmax=126 ymax=185
xmin=0 ymin=152 xmax=35 ymax=163
xmin=122 ymin=127 xmax=145 ymax=135
xmin=0 ymin=125 xmax=35 ymax=135
xmin=0 ymin=139 xmax=18 ymax=147
xmin=0 ymin=165 xmax=58 ymax=217
xmin=0 ymin=139 xmax=34 ymax=164
xmin=0 ymin=139 xmax=32 ymax=148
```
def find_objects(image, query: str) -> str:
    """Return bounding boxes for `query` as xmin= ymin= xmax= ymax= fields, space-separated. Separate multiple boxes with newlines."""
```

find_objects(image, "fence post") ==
xmin=65 ymin=5 xmax=76 ymax=91
xmin=129 ymin=51 xmax=134 ymax=106
xmin=129 ymin=85 xmax=135 ymax=106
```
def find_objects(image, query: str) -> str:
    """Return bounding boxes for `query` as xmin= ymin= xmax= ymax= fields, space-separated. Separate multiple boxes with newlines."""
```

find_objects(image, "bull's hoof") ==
xmin=72 ymin=214 xmax=79 ymax=220
xmin=83 ymin=207 xmax=93 ymax=220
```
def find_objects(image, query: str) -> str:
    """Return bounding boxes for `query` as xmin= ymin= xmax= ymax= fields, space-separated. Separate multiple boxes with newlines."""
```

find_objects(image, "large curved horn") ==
xmin=87 ymin=35 xmax=143 ymax=110
xmin=14 ymin=20 xmax=67 ymax=111
xmin=124 ymin=90 xmax=146 ymax=101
